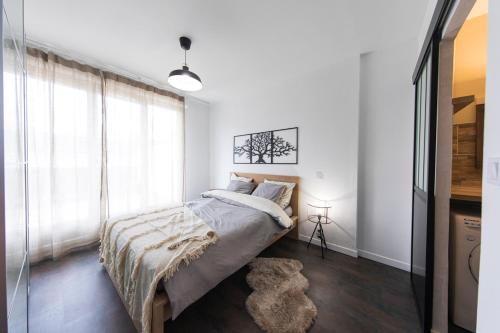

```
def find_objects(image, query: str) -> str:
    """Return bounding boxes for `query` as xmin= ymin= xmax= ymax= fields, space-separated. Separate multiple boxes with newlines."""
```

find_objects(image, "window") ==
xmin=25 ymin=50 xmax=185 ymax=261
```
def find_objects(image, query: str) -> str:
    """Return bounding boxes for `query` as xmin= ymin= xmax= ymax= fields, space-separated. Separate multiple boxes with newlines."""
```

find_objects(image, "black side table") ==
xmin=306 ymin=204 xmax=332 ymax=259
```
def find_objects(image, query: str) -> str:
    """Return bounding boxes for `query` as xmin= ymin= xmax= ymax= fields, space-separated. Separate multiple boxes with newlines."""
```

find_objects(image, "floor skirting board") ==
xmin=297 ymin=235 xmax=410 ymax=271
xmin=358 ymin=249 xmax=411 ymax=272
xmin=298 ymin=234 xmax=358 ymax=258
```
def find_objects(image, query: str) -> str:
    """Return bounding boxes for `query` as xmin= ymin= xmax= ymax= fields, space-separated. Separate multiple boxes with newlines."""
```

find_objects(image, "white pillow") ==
xmin=264 ymin=179 xmax=296 ymax=209
xmin=231 ymin=173 xmax=253 ymax=183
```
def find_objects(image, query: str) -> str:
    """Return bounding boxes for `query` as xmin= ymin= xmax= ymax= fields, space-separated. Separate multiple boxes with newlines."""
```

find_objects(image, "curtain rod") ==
xmin=26 ymin=37 xmax=183 ymax=94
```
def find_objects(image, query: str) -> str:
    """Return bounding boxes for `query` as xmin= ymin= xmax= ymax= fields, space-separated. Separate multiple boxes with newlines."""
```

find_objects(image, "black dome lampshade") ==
xmin=168 ymin=36 xmax=203 ymax=92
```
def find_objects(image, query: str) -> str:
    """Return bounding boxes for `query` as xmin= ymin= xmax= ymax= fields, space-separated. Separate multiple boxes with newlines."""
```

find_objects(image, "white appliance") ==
xmin=450 ymin=211 xmax=481 ymax=332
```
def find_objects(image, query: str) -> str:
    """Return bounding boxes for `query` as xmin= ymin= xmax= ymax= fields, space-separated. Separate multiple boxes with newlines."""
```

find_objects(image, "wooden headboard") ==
xmin=231 ymin=172 xmax=300 ymax=239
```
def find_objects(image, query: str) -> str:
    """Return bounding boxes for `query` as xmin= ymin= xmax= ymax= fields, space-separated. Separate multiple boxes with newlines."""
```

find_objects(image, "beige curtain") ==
xmin=26 ymin=49 xmax=185 ymax=262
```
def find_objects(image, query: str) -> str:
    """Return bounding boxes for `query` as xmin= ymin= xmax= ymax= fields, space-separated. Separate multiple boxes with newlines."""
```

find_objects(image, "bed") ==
xmin=101 ymin=172 xmax=300 ymax=333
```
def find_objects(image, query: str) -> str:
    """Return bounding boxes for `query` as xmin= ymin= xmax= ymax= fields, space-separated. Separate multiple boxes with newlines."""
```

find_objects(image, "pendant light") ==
xmin=168 ymin=36 xmax=203 ymax=92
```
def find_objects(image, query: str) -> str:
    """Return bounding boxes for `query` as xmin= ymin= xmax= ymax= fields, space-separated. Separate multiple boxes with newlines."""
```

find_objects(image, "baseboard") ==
xmin=358 ymin=249 xmax=410 ymax=272
xmin=298 ymin=234 xmax=358 ymax=258
xmin=296 ymin=234 xmax=411 ymax=271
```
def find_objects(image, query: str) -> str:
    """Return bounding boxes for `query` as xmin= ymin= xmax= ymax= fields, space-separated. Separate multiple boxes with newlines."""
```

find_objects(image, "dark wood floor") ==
xmin=29 ymin=238 xmax=421 ymax=333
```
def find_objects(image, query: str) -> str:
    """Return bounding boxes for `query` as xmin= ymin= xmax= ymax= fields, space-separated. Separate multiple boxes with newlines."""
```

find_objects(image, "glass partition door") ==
xmin=411 ymin=40 xmax=438 ymax=333
xmin=2 ymin=0 xmax=28 ymax=331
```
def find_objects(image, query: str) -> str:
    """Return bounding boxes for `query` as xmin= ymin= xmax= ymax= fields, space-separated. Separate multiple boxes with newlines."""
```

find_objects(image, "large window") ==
xmin=26 ymin=50 xmax=185 ymax=262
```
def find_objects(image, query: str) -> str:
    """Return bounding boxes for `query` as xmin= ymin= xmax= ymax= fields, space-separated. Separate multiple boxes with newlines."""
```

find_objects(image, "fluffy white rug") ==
xmin=246 ymin=257 xmax=317 ymax=333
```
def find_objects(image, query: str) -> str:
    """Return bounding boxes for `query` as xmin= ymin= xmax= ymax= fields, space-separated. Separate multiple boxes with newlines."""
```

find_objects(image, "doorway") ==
xmin=448 ymin=1 xmax=487 ymax=332
xmin=411 ymin=0 xmax=488 ymax=332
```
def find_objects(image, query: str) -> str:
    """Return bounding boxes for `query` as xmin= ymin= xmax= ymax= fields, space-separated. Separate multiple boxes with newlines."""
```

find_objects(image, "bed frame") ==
xmin=105 ymin=172 xmax=300 ymax=333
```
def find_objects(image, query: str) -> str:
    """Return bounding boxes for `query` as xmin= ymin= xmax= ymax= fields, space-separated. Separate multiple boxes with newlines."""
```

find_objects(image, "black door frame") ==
xmin=0 ymin=8 xmax=8 ymax=333
xmin=410 ymin=36 xmax=439 ymax=333
xmin=410 ymin=1 xmax=454 ymax=332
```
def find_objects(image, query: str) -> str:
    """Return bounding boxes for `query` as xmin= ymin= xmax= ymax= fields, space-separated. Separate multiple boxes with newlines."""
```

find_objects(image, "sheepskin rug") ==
xmin=246 ymin=257 xmax=317 ymax=333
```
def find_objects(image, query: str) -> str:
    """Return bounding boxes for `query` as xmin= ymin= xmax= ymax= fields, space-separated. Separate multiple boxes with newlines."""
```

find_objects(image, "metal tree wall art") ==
xmin=233 ymin=127 xmax=298 ymax=164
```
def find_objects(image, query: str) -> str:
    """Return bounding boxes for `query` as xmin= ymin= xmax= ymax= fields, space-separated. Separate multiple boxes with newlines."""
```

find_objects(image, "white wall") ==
xmin=477 ymin=1 xmax=500 ymax=331
xmin=357 ymin=39 xmax=416 ymax=271
xmin=209 ymin=56 xmax=360 ymax=256
xmin=454 ymin=78 xmax=486 ymax=103
xmin=185 ymin=96 xmax=211 ymax=201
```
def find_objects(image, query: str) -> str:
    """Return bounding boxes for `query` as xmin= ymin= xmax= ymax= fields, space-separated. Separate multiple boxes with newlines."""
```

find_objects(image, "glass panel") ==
xmin=4 ymin=27 xmax=26 ymax=313
xmin=4 ymin=38 xmax=25 ymax=167
xmin=413 ymin=59 xmax=433 ymax=192
xmin=415 ymin=77 xmax=421 ymax=186
xmin=424 ymin=57 xmax=432 ymax=192
xmin=7 ymin=259 xmax=28 ymax=333
xmin=419 ymin=65 xmax=427 ymax=189
xmin=3 ymin=1 xmax=28 ymax=332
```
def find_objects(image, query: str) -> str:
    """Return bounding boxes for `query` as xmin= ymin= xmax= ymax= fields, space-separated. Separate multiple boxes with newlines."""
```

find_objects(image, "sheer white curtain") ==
xmin=104 ymin=77 xmax=184 ymax=218
xmin=27 ymin=52 xmax=103 ymax=262
xmin=26 ymin=49 xmax=185 ymax=262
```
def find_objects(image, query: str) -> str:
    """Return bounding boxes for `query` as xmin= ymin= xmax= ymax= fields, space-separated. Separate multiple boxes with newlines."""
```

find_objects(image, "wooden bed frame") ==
xmin=105 ymin=172 xmax=300 ymax=333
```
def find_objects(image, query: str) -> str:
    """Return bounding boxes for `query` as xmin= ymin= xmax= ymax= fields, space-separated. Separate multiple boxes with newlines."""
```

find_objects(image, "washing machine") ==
xmin=450 ymin=211 xmax=481 ymax=332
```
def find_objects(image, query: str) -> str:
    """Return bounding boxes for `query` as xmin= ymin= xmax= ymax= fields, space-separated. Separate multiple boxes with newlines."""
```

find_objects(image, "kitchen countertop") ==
xmin=451 ymin=186 xmax=482 ymax=202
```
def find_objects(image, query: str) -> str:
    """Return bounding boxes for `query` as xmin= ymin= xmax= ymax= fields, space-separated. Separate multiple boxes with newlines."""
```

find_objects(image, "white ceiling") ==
xmin=25 ymin=0 xmax=429 ymax=102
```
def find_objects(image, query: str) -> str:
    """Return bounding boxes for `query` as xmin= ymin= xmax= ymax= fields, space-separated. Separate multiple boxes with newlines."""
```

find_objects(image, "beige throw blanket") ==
xmin=99 ymin=204 xmax=218 ymax=333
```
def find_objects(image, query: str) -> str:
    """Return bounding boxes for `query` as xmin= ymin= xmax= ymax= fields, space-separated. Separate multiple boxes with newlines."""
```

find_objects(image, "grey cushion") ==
xmin=251 ymin=183 xmax=285 ymax=203
xmin=226 ymin=180 xmax=256 ymax=194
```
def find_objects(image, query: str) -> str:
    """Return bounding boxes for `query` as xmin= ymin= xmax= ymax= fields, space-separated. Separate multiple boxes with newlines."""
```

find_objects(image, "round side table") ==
xmin=306 ymin=204 xmax=333 ymax=259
